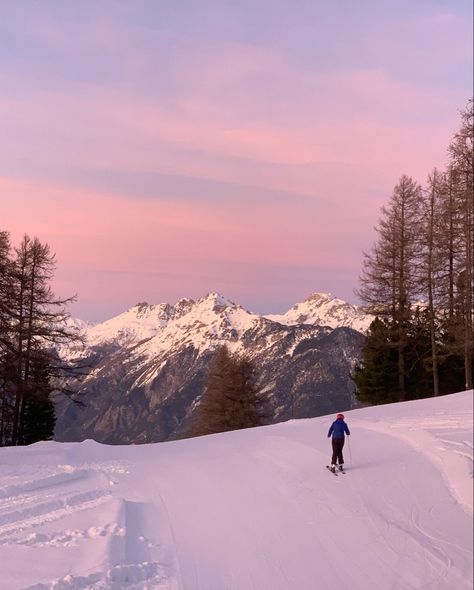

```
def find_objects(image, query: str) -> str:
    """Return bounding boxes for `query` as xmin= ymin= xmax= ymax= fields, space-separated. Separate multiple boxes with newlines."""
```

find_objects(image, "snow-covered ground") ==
xmin=0 ymin=391 xmax=472 ymax=590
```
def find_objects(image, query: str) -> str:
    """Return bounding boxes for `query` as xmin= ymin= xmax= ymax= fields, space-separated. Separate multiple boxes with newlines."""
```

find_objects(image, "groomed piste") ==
xmin=0 ymin=391 xmax=472 ymax=590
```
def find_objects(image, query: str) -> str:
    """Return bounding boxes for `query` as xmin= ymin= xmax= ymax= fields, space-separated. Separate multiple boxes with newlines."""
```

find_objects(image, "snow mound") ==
xmin=0 ymin=391 xmax=472 ymax=589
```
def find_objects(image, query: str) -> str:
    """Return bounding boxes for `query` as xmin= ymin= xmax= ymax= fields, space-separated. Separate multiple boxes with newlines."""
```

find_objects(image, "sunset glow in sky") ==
xmin=1 ymin=1 xmax=472 ymax=321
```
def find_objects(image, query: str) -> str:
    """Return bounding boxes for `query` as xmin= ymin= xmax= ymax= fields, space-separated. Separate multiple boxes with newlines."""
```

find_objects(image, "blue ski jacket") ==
xmin=328 ymin=419 xmax=350 ymax=439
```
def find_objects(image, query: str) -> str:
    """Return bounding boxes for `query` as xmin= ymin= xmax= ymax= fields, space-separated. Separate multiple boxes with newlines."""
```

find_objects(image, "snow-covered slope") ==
xmin=266 ymin=292 xmax=373 ymax=333
xmin=1 ymin=391 xmax=472 ymax=590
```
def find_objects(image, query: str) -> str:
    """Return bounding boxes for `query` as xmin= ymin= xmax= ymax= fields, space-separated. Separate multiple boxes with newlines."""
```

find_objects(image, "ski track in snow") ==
xmin=0 ymin=458 xmax=179 ymax=590
xmin=0 ymin=392 xmax=472 ymax=590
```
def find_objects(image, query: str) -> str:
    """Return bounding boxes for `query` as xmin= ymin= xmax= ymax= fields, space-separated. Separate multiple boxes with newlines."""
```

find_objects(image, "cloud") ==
xmin=0 ymin=1 xmax=471 ymax=319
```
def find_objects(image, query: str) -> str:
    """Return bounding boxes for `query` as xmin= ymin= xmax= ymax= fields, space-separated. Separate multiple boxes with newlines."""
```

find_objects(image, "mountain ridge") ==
xmin=56 ymin=292 xmax=370 ymax=444
xmin=72 ymin=291 xmax=372 ymax=349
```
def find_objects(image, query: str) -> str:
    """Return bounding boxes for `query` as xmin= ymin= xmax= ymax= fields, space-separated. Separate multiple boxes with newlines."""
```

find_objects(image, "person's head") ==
xmin=336 ymin=413 xmax=344 ymax=420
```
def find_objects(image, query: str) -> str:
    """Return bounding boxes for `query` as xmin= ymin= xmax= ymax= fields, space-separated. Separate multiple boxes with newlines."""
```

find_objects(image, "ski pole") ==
xmin=347 ymin=435 xmax=353 ymax=468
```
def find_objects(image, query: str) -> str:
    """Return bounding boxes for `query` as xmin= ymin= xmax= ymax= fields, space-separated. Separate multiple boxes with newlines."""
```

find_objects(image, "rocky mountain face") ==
xmin=55 ymin=293 xmax=370 ymax=444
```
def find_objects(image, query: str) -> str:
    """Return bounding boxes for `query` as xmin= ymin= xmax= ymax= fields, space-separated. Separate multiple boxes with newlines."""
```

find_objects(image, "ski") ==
xmin=326 ymin=465 xmax=338 ymax=476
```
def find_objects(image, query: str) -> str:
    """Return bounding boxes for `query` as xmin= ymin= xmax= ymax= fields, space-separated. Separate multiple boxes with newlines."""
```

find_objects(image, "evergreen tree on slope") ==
xmin=190 ymin=345 xmax=262 ymax=436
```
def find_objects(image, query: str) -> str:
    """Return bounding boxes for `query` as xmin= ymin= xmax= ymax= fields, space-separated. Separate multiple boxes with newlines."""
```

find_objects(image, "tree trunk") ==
xmin=11 ymin=260 xmax=26 ymax=446
xmin=426 ymin=174 xmax=440 ymax=396
xmin=398 ymin=344 xmax=406 ymax=402
xmin=463 ymin=171 xmax=473 ymax=390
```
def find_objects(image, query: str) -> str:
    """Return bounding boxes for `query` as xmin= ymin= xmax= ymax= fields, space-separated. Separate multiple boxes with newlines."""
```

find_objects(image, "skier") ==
xmin=327 ymin=413 xmax=350 ymax=472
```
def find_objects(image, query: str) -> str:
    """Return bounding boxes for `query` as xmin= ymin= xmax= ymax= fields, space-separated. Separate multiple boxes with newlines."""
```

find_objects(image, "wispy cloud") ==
xmin=0 ymin=1 xmax=471 ymax=319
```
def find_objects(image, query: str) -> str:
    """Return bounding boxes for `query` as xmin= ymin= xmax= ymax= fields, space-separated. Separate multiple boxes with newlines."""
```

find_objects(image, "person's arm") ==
xmin=328 ymin=423 xmax=334 ymax=437
xmin=345 ymin=423 xmax=350 ymax=435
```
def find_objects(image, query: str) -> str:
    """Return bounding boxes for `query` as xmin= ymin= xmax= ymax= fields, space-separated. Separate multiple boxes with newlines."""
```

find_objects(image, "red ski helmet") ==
xmin=336 ymin=413 xmax=344 ymax=419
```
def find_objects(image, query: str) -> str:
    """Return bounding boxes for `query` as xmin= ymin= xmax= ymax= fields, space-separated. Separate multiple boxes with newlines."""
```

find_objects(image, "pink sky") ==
xmin=0 ymin=2 xmax=472 ymax=321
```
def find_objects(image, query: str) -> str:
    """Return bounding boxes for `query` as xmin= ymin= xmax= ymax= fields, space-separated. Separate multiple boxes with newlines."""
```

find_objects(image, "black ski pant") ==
xmin=331 ymin=437 xmax=345 ymax=465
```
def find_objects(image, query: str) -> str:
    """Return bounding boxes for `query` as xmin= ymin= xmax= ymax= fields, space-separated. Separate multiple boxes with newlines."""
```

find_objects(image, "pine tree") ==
xmin=354 ymin=318 xmax=399 ymax=405
xmin=19 ymin=351 xmax=56 ymax=445
xmin=355 ymin=310 xmax=433 ymax=405
xmin=404 ymin=307 xmax=434 ymax=399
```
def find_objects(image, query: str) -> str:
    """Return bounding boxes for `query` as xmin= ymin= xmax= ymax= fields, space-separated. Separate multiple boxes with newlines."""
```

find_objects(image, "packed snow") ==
xmin=0 ymin=391 xmax=472 ymax=590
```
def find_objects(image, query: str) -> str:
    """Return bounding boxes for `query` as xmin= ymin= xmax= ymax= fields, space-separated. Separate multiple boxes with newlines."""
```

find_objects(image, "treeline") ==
xmin=356 ymin=101 xmax=473 ymax=404
xmin=0 ymin=232 xmax=82 ymax=446
xmin=189 ymin=345 xmax=263 ymax=436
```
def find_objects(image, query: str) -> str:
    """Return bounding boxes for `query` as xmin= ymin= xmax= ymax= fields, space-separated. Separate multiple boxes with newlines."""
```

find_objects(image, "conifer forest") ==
xmin=355 ymin=102 xmax=473 ymax=404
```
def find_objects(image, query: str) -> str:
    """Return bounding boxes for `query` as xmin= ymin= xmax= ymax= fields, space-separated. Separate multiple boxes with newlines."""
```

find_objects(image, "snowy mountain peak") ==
xmin=130 ymin=301 xmax=174 ymax=320
xmin=199 ymin=292 xmax=238 ymax=310
xmin=83 ymin=301 xmax=174 ymax=347
xmin=71 ymin=292 xmax=372 ymax=355
xmin=266 ymin=292 xmax=373 ymax=332
xmin=173 ymin=297 xmax=196 ymax=318
xmin=133 ymin=301 xmax=151 ymax=311
xmin=303 ymin=292 xmax=335 ymax=304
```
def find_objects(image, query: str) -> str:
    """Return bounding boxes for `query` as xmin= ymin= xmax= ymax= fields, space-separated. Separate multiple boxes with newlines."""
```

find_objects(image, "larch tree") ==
xmin=190 ymin=345 xmax=262 ymax=437
xmin=356 ymin=102 xmax=473 ymax=405
xmin=429 ymin=165 xmax=467 ymax=393
xmin=421 ymin=169 xmax=447 ymax=396
xmin=447 ymin=101 xmax=473 ymax=390
xmin=0 ymin=232 xmax=83 ymax=446
xmin=0 ymin=231 xmax=14 ymax=443
xmin=358 ymin=175 xmax=424 ymax=401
